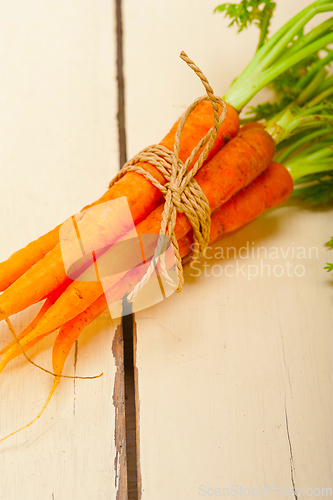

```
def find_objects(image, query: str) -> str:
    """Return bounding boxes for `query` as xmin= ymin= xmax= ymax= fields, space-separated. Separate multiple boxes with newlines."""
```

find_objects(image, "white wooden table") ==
xmin=0 ymin=0 xmax=332 ymax=499
xmin=0 ymin=1 xmax=121 ymax=498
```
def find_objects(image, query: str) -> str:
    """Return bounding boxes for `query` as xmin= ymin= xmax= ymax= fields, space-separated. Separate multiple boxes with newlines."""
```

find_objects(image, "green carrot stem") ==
xmin=306 ymin=147 xmax=333 ymax=162
xmin=296 ymin=68 xmax=328 ymax=106
xmin=295 ymin=103 xmax=333 ymax=117
xmin=305 ymin=86 xmax=333 ymax=107
xmin=231 ymin=2 xmax=320 ymax=82
xmin=287 ymin=160 xmax=333 ymax=181
xmin=277 ymin=128 xmax=332 ymax=163
xmin=316 ymin=73 xmax=333 ymax=94
xmin=224 ymin=1 xmax=333 ymax=110
xmin=266 ymin=113 xmax=333 ymax=144
xmin=285 ymin=144 xmax=333 ymax=181
xmin=292 ymin=140 xmax=333 ymax=158
xmin=226 ymin=32 xmax=333 ymax=110
xmin=294 ymin=48 xmax=333 ymax=93
xmin=283 ymin=18 xmax=333 ymax=61
xmin=296 ymin=115 xmax=333 ymax=129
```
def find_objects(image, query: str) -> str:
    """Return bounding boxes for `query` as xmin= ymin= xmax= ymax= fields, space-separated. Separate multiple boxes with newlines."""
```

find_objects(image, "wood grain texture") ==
xmin=1 ymin=0 xmax=333 ymax=498
xmin=0 ymin=1 xmax=122 ymax=498
xmin=135 ymin=205 xmax=333 ymax=498
xmin=123 ymin=0 xmax=333 ymax=498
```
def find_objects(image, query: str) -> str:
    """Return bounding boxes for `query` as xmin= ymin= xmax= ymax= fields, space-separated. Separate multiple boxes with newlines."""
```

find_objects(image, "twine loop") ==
xmin=109 ymin=51 xmax=227 ymax=301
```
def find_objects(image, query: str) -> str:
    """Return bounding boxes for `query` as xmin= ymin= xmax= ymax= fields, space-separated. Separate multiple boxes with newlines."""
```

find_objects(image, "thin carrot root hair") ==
xmin=0 ymin=376 xmax=61 ymax=444
xmin=0 ymin=308 xmax=103 ymax=380
xmin=0 ymin=280 xmax=71 ymax=357
xmin=0 ymin=308 xmax=104 ymax=444
xmin=0 ymin=298 xmax=53 ymax=357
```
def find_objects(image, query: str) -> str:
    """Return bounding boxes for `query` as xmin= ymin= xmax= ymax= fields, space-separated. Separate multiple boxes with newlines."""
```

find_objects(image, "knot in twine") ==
xmin=109 ymin=51 xmax=227 ymax=301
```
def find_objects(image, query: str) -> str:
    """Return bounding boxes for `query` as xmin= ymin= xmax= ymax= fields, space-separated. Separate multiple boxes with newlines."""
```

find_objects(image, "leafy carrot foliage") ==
xmin=214 ymin=0 xmax=276 ymax=39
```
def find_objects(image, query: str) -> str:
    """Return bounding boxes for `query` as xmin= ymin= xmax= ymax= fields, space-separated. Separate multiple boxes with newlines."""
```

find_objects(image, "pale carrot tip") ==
xmin=0 ymin=377 xmax=60 ymax=444
xmin=0 ymin=351 xmax=12 ymax=374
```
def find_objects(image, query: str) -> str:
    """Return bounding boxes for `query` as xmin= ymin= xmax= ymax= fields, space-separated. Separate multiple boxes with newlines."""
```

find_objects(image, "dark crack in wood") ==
xmin=115 ymin=0 xmax=141 ymax=496
xmin=115 ymin=0 xmax=127 ymax=168
xmin=122 ymin=308 xmax=140 ymax=500
xmin=133 ymin=321 xmax=142 ymax=500
xmin=285 ymin=405 xmax=298 ymax=500
xmin=112 ymin=325 xmax=128 ymax=500
xmin=73 ymin=340 xmax=78 ymax=416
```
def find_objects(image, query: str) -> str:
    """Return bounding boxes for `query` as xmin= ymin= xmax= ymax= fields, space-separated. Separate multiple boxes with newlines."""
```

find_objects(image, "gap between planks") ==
xmin=114 ymin=0 xmax=141 ymax=497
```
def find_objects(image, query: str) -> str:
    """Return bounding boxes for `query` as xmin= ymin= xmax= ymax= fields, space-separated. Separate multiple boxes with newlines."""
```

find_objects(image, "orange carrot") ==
xmin=0 ymin=265 xmax=148 ymax=372
xmin=207 ymin=160 xmax=293 ymax=242
xmin=0 ymin=161 xmax=293 ymax=372
xmin=0 ymin=136 xmax=279 ymax=366
xmin=0 ymin=127 xmax=274 ymax=335
xmin=0 ymin=103 xmax=239 ymax=318
xmin=135 ymin=127 xmax=277 ymax=237
xmin=52 ymin=161 xmax=294 ymax=371
xmin=0 ymin=281 xmax=70 ymax=357
xmin=0 ymin=102 xmax=239 ymax=293
xmin=239 ymin=122 xmax=265 ymax=132
xmin=0 ymin=123 xmax=275 ymax=329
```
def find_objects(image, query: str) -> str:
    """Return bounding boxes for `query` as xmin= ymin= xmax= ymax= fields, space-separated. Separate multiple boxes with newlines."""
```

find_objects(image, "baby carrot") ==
xmin=0 ymin=127 xmax=274 ymax=337
xmin=0 ymin=101 xmax=239 ymax=293
xmin=0 ymin=134 xmax=278 ymax=367
xmin=0 ymin=281 xmax=70 ymax=357
xmin=0 ymin=125 xmax=270 ymax=324
xmin=0 ymin=161 xmax=293 ymax=372
xmin=50 ymin=161 xmax=296 ymax=373
xmin=197 ymin=160 xmax=293 ymax=243
xmin=238 ymin=122 xmax=265 ymax=132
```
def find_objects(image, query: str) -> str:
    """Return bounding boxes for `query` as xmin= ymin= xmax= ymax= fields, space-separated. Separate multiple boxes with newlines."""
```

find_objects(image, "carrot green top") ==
xmin=217 ymin=0 xmax=333 ymax=111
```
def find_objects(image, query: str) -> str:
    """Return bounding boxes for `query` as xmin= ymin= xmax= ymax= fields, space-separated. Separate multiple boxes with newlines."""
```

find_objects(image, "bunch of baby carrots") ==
xmin=1 ymin=0 xmax=333 ymax=442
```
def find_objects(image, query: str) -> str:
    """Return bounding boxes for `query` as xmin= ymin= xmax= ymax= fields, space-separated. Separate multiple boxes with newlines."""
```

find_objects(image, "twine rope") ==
xmin=109 ymin=51 xmax=227 ymax=300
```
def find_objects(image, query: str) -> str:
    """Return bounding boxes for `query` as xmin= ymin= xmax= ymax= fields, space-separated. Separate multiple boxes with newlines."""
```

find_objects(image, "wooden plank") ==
xmin=135 ymin=207 xmax=333 ymax=498
xmin=0 ymin=1 xmax=124 ymax=498
xmin=123 ymin=0 xmax=333 ymax=497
